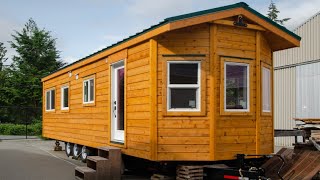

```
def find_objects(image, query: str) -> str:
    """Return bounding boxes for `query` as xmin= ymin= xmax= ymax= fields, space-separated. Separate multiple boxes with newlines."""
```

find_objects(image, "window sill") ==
xmin=261 ymin=111 xmax=272 ymax=116
xmin=61 ymin=108 xmax=69 ymax=113
xmin=83 ymin=102 xmax=95 ymax=107
xmin=220 ymin=110 xmax=253 ymax=116
xmin=163 ymin=111 xmax=206 ymax=117
xmin=45 ymin=109 xmax=55 ymax=113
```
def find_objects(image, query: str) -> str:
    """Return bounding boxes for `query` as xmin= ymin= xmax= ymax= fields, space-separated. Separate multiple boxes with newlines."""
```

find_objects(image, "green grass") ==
xmin=0 ymin=122 xmax=42 ymax=136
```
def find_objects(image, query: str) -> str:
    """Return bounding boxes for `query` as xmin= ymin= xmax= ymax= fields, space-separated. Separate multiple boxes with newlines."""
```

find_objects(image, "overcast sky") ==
xmin=1 ymin=0 xmax=319 ymax=65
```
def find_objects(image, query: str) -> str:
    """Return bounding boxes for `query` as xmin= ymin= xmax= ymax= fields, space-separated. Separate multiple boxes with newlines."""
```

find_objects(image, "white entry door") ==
xmin=111 ymin=61 xmax=125 ymax=142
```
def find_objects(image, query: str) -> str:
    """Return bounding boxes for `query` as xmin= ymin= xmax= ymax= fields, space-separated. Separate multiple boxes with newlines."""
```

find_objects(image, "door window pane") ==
xmin=117 ymin=68 xmax=125 ymax=130
xmin=170 ymin=88 xmax=197 ymax=108
xmin=225 ymin=63 xmax=249 ymax=110
xmin=262 ymin=67 xmax=271 ymax=112
xmin=169 ymin=63 xmax=198 ymax=84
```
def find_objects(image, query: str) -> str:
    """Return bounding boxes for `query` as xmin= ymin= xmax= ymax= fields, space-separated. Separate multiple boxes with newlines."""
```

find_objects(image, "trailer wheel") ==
xmin=80 ymin=146 xmax=89 ymax=163
xmin=65 ymin=142 xmax=74 ymax=157
xmin=73 ymin=144 xmax=81 ymax=159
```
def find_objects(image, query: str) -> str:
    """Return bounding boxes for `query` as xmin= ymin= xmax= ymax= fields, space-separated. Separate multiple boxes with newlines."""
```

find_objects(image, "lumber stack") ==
xmin=150 ymin=174 xmax=174 ymax=180
xmin=176 ymin=165 xmax=204 ymax=180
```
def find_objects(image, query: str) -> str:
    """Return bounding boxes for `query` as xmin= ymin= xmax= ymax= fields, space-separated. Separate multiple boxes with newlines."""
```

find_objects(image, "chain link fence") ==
xmin=0 ymin=106 xmax=42 ymax=139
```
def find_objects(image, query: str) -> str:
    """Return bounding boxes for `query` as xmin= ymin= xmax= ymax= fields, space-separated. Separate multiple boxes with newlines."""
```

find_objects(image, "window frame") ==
xmin=261 ymin=63 xmax=272 ymax=116
xmin=220 ymin=57 xmax=253 ymax=116
xmin=61 ymin=84 xmax=69 ymax=111
xmin=45 ymin=88 xmax=55 ymax=112
xmin=167 ymin=61 xmax=201 ymax=112
xmin=83 ymin=75 xmax=95 ymax=106
xmin=162 ymin=57 xmax=206 ymax=116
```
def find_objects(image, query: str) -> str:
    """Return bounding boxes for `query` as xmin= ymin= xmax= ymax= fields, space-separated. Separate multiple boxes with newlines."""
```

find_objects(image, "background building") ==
xmin=274 ymin=11 xmax=320 ymax=147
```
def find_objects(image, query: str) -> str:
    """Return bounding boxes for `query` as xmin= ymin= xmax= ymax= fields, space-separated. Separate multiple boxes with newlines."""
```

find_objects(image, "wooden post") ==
xmin=209 ymin=24 xmax=217 ymax=160
xmin=256 ymin=31 xmax=261 ymax=154
xmin=150 ymin=39 xmax=158 ymax=160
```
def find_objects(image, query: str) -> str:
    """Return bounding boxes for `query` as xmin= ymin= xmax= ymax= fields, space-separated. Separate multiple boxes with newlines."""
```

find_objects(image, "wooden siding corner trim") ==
xmin=150 ymin=39 xmax=158 ymax=160
xmin=256 ymin=31 xmax=261 ymax=154
xmin=209 ymin=24 xmax=217 ymax=160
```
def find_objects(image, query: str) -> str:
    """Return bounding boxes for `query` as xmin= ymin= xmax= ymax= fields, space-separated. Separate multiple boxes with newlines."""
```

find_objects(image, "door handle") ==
xmin=113 ymin=101 xmax=117 ymax=118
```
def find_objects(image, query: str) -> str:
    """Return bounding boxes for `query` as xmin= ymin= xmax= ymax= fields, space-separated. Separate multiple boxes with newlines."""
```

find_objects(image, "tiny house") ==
xmin=41 ymin=2 xmax=300 ymax=162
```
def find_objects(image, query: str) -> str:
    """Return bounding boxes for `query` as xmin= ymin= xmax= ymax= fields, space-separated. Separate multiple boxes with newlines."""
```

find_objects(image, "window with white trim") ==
xmin=224 ymin=62 xmax=249 ymax=111
xmin=83 ymin=78 xmax=94 ymax=104
xmin=167 ymin=61 xmax=200 ymax=111
xmin=262 ymin=67 xmax=271 ymax=112
xmin=61 ymin=85 xmax=69 ymax=110
xmin=46 ymin=89 xmax=55 ymax=111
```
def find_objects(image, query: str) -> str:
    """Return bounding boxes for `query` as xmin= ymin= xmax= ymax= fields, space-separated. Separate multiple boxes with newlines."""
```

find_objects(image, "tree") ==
xmin=8 ymin=18 xmax=66 ymax=108
xmin=267 ymin=1 xmax=290 ymax=25
xmin=0 ymin=42 xmax=7 ymax=71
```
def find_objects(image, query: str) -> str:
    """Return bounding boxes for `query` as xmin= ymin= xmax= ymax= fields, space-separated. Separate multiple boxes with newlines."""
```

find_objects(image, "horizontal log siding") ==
xmin=43 ymin=42 xmax=151 ymax=160
xmin=215 ymin=25 xmax=258 ymax=160
xmin=156 ymin=24 xmax=211 ymax=161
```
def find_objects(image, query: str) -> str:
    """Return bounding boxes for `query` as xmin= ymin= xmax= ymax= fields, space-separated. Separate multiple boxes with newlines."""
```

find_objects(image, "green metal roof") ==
xmin=45 ymin=2 xmax=301 ymax=78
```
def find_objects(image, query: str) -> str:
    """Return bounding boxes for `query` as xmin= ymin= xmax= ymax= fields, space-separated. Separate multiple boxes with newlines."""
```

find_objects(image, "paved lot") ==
xmin=0 ymin=138 xmax=84 ymax=180
xmin=0 ymin=138 xmax=150 ymax=180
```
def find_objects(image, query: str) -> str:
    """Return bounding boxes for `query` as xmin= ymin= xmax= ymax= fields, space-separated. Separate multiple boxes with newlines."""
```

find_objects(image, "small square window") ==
xmin=167 ymin=61 xmax=200 ymax=111
xmin=83 ymin=78 xmax=95 ymax=104
xmin=61 ymin=86 xmax=69 ymax=110
xmin=46 ymin=89 xmax=55 ymax=111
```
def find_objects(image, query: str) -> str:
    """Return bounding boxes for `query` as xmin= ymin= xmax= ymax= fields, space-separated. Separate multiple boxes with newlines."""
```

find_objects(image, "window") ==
xmin=61 ymin=85 xmax=69 ymax=110
xmin=224 ymin=62 xmax=249 ymax=111
xmin=262 ymin=67 xmax=271 ymax=112
xmin=46 ymin=89 xmax=55 ymax=111
xmin=167 ymin=61 xmax=200 ymax=111
xmin=83 ymin=78 xmax=95 ymax=104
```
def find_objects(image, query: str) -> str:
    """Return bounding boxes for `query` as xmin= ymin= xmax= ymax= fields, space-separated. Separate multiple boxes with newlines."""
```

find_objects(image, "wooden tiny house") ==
xmin=41 ymin=2 xmax=300 ymax=162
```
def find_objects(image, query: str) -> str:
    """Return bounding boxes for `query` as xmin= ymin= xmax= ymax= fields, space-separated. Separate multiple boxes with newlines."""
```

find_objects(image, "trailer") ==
xmin=41 ymin=2 xmax=303 ymax=179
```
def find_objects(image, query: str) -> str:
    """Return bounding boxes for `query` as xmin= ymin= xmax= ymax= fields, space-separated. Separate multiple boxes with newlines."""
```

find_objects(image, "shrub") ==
xmin=0 ymin=122 xmax=42 ymax=136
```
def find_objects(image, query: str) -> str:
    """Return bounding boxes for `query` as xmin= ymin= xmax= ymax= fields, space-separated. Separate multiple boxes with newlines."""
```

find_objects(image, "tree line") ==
xmin=0 ymin=19 xmax=65 ymax=123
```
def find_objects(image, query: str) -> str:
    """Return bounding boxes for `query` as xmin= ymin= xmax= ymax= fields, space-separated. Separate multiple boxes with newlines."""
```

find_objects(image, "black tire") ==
xmin=73 ymin=144 xmax=81 ymax=159
xmin=65 ymin=142 xmax=74 ymax=157
xmin=80 ymin=146 xmax=89 ymax=163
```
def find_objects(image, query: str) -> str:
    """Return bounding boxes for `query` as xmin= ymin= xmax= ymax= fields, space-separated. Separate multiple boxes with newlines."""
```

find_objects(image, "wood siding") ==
xmin=43 ymin=42 xmax=151 ymax=160
xmin=155 ymin=24 xmax=211 ymax=161
xmin=43 ymin=20 xmax=276 ymax=161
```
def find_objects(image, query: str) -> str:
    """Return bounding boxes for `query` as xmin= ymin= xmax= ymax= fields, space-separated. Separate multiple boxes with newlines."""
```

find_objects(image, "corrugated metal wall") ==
xmin=274 ymin=12 xmax=320 ymax=67
xmin=273 ymin=12 xmax=320 ymax=147
xmin=274 ymin=68 xmax=296 ymax=146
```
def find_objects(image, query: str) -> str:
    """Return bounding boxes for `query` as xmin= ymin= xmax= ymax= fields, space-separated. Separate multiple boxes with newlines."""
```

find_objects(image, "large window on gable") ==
xmin=83 ymin=77 xmax=95 ymax=104
xmin=61 ymin=85 xmax=69 ymax=110
xmin=46 ymin=89 xmax=55 ymax=111
xmin=224 ymin=62 xmax=249 ymax=111
xmin=262 ymin=67 xmax=271 ymax=112
xmin=167 ymin=61 xmax=200 ymax=111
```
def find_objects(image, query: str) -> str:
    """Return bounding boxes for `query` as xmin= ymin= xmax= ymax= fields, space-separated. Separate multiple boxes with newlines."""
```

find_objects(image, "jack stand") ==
xmin=54 ymin=140 xmax=62 ymax=151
